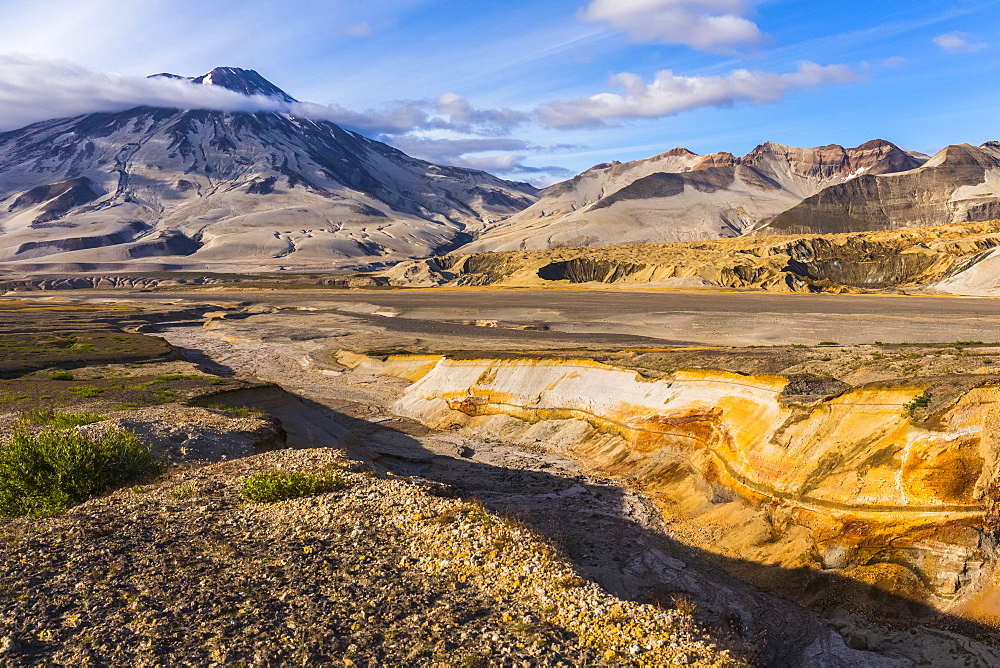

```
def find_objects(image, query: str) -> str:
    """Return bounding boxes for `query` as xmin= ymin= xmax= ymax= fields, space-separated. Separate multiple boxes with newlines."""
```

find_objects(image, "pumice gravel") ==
xmin=0 ymin=448 xmax=740 ymax=666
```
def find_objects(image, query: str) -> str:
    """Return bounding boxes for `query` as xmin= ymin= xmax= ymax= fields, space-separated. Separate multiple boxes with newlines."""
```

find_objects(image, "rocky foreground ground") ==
xmin=0 ymin=448 xmax=738 ymax=666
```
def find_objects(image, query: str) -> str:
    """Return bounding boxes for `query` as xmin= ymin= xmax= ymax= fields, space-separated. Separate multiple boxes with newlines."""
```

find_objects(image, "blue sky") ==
xmin=0 ymin=0 xmax=997 ymax=184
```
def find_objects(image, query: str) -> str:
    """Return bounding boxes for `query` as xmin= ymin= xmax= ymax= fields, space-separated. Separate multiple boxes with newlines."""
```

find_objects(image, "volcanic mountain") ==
xmin=463 ymin=140 xmax=929 ymax=252
xmin=763 ymin=142 xmax=1000 ymax=234
xmin=0 ymin=67 xmax=538 ymax=271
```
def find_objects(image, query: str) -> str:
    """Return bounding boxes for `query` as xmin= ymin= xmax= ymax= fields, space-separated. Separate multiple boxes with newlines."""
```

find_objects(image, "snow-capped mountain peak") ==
xmin=148 ymin=67 xmax=298 ymax=103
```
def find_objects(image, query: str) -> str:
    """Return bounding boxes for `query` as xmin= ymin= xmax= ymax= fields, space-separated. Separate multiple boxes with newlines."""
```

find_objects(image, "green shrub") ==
xmin=18 ymin=409 xmax=105 ymax=429
xmin=49 ymin=371 xmax=74 ymax=381
xmin=241 ymin=468 xmax=350 ymax=503
xmin=0 ymin=427 xmax=164 ymax=519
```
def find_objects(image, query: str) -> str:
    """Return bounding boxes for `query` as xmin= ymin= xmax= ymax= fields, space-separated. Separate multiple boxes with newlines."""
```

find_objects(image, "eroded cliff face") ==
xmin=380 ymin=220 xmax=1000 ymax=293
xmin=337 ymin=352 xmax=1000 ymax=624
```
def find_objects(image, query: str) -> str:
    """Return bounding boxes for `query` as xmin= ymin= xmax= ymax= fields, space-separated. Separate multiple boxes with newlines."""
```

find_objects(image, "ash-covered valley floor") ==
xmin=4 ymin=288 xmax=1000 ymax=666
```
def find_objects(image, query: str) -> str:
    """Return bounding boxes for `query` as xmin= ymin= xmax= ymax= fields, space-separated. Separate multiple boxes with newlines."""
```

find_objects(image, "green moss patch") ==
xmin=0 ymin=331 xmax=174 ymax=378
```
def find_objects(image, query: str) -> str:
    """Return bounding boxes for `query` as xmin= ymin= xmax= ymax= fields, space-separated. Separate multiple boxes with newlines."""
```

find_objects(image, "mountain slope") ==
xmin=0 ymin=68 xmax=537 ymax=271
xmin=465 ymin=140 xmax=925 ymax=252
xmin=762 ymin=143 xmax=1000 ymax=234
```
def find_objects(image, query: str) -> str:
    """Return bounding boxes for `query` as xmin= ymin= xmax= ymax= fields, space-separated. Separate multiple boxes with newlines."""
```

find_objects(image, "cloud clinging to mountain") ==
xmin=0 ymin=56 xmax=532 ymax=138
xmin=0 ymin=55 xmax=289 ymax=131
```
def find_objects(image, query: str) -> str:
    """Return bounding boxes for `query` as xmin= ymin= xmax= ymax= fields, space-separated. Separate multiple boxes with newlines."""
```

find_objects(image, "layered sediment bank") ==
xmin=337 ymin=351 xmax=1000 ymax=624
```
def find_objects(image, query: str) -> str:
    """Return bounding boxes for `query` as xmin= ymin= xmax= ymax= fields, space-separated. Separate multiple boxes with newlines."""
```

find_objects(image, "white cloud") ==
xmin=880 ymin=56 xmax=907 ymax=69
xmin=292 ymin=99 xmax=432 ymax=135
xmin=581 ymin=0 xmax=765 ymax=53
xmin=343 ymin=22 xmax=373 ymax=37
xmin=387 ymin=136 xmax=531 ymax=162
xmin=386 ymin=136 xmax=573 ymax=180
xmin=932 ymin=32 xmax=987 ymax=54
xmin=435 ymin=93 xmax=531 ymax=134
xmin=0 ymin=56 xmax=531 ymax=139
xmin=292 ymin=93 xmax=529 ymax=136
xmin=537 ymin=61 xmax=860 ymax=129
xmin=0 ymin=55 xmax=288 ymax=131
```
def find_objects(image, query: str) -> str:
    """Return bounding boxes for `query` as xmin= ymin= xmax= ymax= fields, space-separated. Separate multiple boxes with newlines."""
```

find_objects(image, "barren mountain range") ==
xmin=463 ymin=139 xmax=929 ymax=251
xmin=1 ymin=66 xmax=999 ymax=271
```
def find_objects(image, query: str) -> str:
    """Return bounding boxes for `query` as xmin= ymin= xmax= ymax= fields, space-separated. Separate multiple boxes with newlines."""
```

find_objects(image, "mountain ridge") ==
xmin=463 ymin=139 xmax=927 ymax=252
xmin=765 ymin=142 xmax=1000 ymax=234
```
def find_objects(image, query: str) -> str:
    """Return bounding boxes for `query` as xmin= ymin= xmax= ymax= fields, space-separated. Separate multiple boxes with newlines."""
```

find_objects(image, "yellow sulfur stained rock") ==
xmin=349 ymin=352 xmax=1000 ymax=622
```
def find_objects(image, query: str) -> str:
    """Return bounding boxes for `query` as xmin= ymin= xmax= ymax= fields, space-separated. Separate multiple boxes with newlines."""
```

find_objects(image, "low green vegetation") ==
xmin=0 ymin=427 xmax=164 ymax=519
xmin=18 ymin=409 xmax=105 ymax=428
xmin=0 ymin=363 xmax=247 ymax=413
xmin=210 ymin=404 xmax=268 ymax=419
xmin=0 ymin=331 xmax=173 ymax=378
xmin=904 ymin=392 xmax=931 ymax=415
xmin=67 ymin=385 xmax=103 ymax=398
xmin=170 ymin=485 xmax=197 ymax=500
xmin=241 ymin=468 xmax=351 ymax=503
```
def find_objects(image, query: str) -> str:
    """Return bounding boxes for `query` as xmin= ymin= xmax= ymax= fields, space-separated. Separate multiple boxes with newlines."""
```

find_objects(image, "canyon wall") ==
xmin=337 ymin=352 xmax=1000 ymax=624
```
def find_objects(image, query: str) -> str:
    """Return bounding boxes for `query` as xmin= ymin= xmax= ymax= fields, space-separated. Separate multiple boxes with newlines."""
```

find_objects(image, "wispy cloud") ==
xmin=435 ymin=94 xmax=530 ymax=135
xmin=932 ymin=32 xmax=987 ymax=54
xmin=537 ymin=61 xmax=861 ymax=129
xmin=386 ymin=137 xmax=532 ymax=161
xmin=581 ymin=0 xmax=765 ymax=54
xmin=385 ymin=136 xmax=574 ymax=180
xmin=295 ymin=99 xmax=432 ymax=135
xmin=342 ymin=22 xmax=373 ymax=37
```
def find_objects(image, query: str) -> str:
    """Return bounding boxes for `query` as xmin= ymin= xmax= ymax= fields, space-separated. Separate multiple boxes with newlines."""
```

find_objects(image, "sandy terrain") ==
xmin=73 ymin=287 xmax=1000 ymax=347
